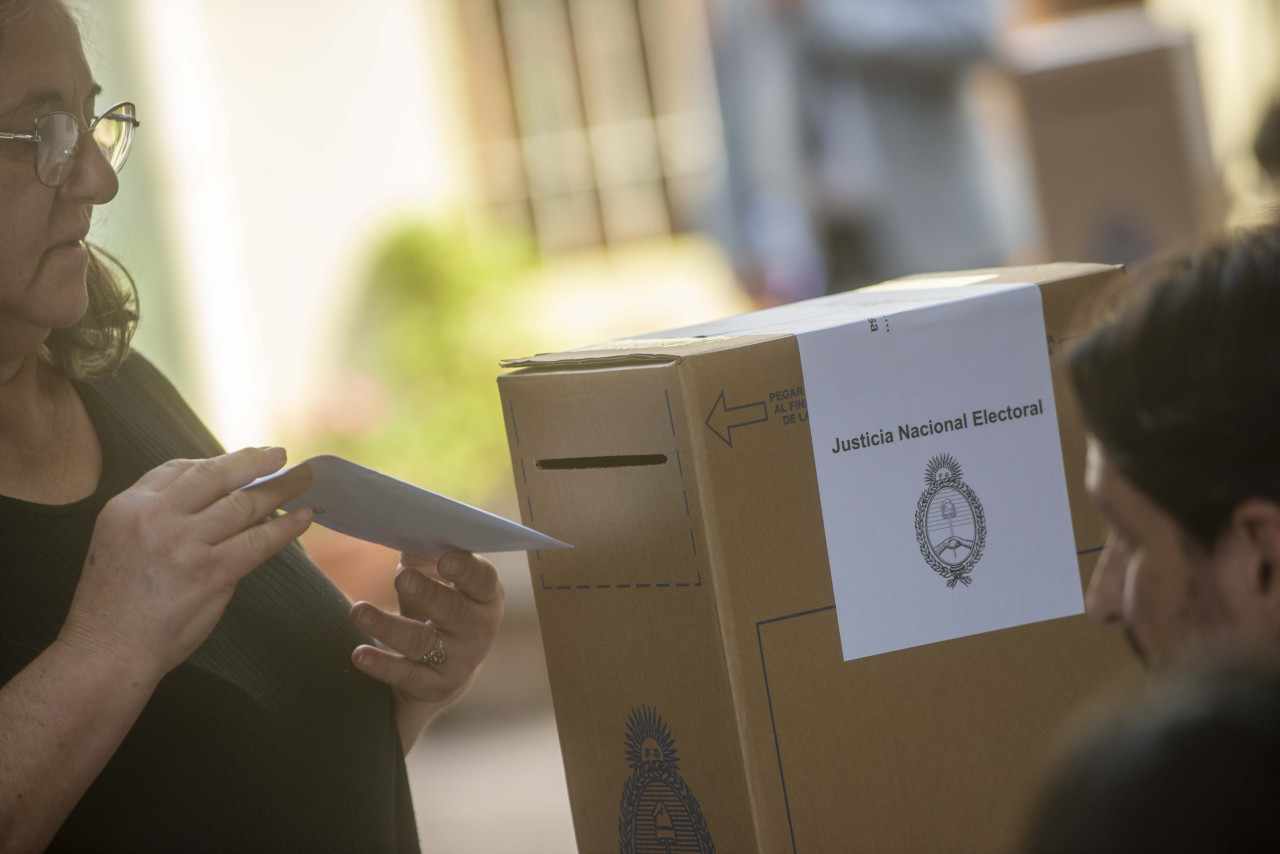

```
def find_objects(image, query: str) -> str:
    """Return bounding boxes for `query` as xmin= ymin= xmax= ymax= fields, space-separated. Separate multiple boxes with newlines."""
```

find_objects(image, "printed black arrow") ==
xmin=705 ymin=390 xmax=767 ymax=447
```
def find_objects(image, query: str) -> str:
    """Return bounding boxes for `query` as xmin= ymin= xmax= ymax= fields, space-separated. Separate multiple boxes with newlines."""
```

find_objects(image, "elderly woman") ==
xmin=0 ymin=2 xmax=503 ymax=851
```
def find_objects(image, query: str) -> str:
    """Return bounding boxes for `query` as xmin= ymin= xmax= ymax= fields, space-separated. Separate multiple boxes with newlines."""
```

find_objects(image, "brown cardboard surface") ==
xmin=1004 ymin=8 xmax=1222 ymax=266
xmin=500 ymin=334 xmax=789 ymax=369
xmin=499 ymin=266 xmax=1140 ymax=853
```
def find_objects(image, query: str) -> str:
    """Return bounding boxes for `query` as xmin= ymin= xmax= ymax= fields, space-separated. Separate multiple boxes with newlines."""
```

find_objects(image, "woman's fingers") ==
xmin=398 ymin=552 xmax=502 ymax=604
xmin=165 ymin=447 xmax=290 ymax=514
xmin=351 ymin=602 xmax=446 ymax=664
xmin=395 ymin=552 xmax=503 ymax=632
xmin=393 ymin=571 xmax=497 ymax=639
xmin=132 ymin=458 xmax=199 ymax=492
xmin=349 ymin=601 xmax=462 ymax=706
xmin=351 ymin=552 xmax=504 ymax=705
xmin=437 ymin=551 xmax=503 ymax=604
xmin=350 ymin=644 xmax=450 ymax=703
xmin=208 ymin=506 xmax=313 ymax=579
xmin=197 ymin=463 xmax=315 ymax=545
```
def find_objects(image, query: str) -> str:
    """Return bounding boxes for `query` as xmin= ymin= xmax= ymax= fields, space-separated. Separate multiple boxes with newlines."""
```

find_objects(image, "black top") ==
xmin=0 ymin=353 xmax=419 ymax=853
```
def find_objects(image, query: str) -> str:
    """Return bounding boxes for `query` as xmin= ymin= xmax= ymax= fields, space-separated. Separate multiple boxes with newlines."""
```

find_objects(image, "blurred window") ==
xmin=456 ymin=0 xmax=725 ymax=253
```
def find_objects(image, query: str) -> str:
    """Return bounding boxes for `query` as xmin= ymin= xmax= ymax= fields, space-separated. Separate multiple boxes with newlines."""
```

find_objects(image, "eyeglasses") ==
xmin=0 ymin=101 xmax=139 ymax=188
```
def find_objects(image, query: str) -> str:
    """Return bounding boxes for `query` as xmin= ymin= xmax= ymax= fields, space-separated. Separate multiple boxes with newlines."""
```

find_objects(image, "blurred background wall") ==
xmin=72 ymin=0 xmax=1280 ymax=850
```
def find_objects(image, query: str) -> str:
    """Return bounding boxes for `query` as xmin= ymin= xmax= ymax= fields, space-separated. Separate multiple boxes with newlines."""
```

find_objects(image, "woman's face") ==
xmin=0 ymin=1 xmax=118 ymax=363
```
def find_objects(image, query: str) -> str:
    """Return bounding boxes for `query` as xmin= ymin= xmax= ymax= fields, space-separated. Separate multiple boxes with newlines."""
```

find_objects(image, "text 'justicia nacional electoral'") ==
xmin=831 ymin=399 xmax=1045 ymax=454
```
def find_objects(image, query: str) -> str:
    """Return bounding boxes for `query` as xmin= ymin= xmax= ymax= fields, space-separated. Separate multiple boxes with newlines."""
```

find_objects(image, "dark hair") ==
xmin=1 ymin=0 xmax=139 ymax=379
xmin=43 ymin=246 xmax=139 ymax=378
xmin=1020 ymin=656 xmax=1280 ymax=854
xmin=1069 ymin=218 xmax=1280 ymax=549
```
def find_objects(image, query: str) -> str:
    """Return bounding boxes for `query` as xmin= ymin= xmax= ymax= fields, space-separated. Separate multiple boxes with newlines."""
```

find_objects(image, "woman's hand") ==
xmin=0 ymin=450 xmax=312 ymax=854
xmin=57 ymin=447 xmax=315 ymax=681
xmin=348 ymin=551 xmax=504 ymax=750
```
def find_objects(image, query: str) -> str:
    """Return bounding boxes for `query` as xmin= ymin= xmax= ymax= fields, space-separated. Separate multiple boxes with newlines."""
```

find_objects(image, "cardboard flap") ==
xmin=866 ymin=262 xmax=1120 ymax=290
xmin=502 ymin=265 xmax=1120 ymax=371
xmin=501 ymin=334 xmax=789 ymax=369
xmin=1001 ymin=7 xmax=1188 ymax=75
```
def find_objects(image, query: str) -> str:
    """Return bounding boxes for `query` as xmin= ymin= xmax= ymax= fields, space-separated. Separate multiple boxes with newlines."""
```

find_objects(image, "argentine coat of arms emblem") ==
xmin=915 ymin=453 xmax=986 ymax=588
xmin=618 ymin=706 xmax=714 ymax=854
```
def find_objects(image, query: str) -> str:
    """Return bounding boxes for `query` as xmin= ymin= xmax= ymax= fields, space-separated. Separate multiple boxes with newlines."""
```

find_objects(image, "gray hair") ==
xmin=0 ymin=0 xmax=35 ymax=46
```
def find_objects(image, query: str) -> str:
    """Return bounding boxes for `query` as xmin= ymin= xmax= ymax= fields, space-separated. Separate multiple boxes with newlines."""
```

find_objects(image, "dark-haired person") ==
xmin=0 ymin=2 xmax=502 ymax=851
xmin=1020 ymin=656 xmax=1280 ymax=854
xmin=1072 ymin=218 xmax=1280 ymax=669
xmin=1013 ymin=221 xmax=1280 ymax=854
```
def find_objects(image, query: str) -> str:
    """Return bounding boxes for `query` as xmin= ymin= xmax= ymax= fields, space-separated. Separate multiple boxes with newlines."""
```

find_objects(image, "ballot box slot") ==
xmin=536 ymin=454 xmax=667 ymax=470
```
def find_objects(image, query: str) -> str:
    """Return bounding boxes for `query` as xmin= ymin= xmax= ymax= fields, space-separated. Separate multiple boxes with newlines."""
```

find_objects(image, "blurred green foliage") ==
xmin=315 ymin=220 xmax=538 ymax=506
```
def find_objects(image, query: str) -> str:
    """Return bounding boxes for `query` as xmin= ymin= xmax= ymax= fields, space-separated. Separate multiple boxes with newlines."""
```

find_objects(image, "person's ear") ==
xmin=1230 ymin=499 xmax=1280 ymax=629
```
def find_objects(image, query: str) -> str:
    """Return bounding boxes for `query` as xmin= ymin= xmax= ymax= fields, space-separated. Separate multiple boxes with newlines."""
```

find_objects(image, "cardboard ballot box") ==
xmin=498 ymin=264 xmax=1139 ymax=853
xmin=1004 ymin=8 xmax=1222 ymax=267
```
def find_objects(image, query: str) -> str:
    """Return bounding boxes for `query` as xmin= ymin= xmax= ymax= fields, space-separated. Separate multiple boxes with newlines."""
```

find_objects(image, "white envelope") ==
xmin=250 ymin=455 xmax=571 ymax=559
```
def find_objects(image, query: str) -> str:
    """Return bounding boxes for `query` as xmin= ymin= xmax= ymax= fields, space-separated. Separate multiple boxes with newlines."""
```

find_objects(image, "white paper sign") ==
xmin=249 ymin=455 xmax=572 ymax=559
xmin=793 ymin=284 xmax=1083 ymax=660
